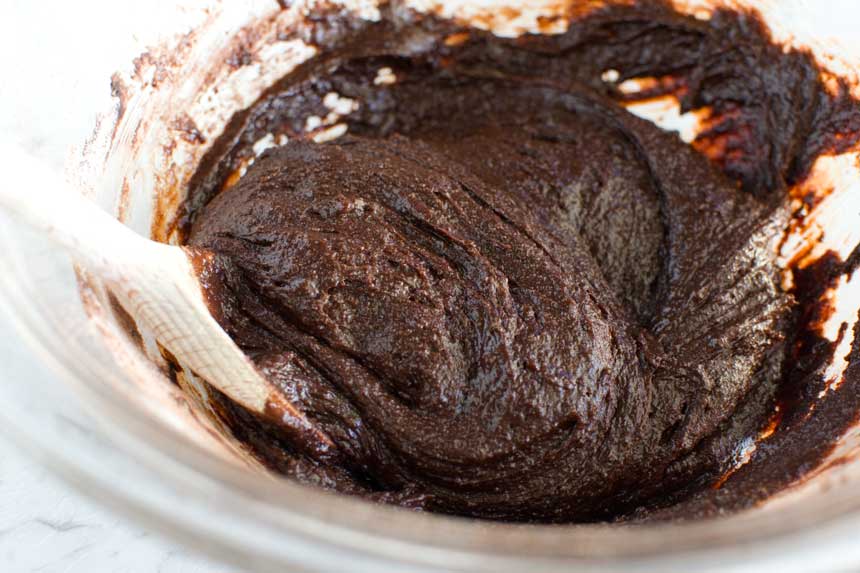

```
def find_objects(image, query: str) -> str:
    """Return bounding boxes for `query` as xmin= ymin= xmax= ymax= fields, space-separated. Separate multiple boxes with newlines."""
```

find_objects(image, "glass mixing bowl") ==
xmin=3 ymin=1 xmax=860 ymax=571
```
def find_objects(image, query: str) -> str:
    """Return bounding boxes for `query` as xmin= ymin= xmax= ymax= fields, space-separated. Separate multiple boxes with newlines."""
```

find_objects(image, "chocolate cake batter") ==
xmin=181 ymin=1 xmax=860 ymax=522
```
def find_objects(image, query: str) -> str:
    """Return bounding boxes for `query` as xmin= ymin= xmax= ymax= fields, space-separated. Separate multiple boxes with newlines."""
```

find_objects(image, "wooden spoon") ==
xmin=0 ymin=142 xmax=335 ymax=461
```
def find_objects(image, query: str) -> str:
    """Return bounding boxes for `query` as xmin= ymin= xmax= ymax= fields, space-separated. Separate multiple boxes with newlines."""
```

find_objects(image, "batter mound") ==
xmin=182 ymin=1 xmax=860 ymax=522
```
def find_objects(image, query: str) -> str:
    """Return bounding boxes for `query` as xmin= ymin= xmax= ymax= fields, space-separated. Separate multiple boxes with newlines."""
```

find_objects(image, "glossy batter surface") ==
xmin=183 ymin=1 xmax=860 ymax=522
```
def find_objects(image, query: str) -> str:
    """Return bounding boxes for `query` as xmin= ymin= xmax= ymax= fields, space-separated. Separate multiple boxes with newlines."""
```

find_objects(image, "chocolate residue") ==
xmin=180 ymin=0 xmax=860 ymax=522
xmin=109 ymin=74 xmax=130 ymax=145
xmin=106 ymin=291 xmax=144 ymax=351
xmin=172 ymin=114 xmax=207 ymax=145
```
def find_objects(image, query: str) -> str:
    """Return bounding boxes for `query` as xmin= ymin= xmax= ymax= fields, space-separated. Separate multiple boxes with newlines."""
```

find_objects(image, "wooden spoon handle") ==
xmin=0 ymin=141 xmax=148 ymax=280
xmin=0 ymin=141 xmax=337 ymax=462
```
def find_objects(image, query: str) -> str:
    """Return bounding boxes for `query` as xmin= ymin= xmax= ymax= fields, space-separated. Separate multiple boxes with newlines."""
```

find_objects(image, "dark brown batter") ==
xmin=181 ymin=1 xmax=860 ymax=522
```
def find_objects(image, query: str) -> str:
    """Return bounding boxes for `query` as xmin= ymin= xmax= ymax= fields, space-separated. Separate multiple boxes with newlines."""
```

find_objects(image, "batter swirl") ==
xmin=182 ymin=1 xmax=860 ymax=521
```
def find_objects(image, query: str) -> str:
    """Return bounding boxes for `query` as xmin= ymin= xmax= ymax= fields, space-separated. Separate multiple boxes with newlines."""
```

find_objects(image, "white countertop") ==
xmin=0 ymin=439 xmax=235 ymax=573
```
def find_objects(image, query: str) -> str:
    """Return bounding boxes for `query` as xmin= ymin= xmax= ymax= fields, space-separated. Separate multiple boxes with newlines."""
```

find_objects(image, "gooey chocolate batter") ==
xmin=181 ymin=1 xmax=860 ymax=521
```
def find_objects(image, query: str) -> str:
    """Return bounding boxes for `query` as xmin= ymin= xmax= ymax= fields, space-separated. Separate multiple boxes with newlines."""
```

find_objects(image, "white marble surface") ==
xmin=0 ymin=333 xmax=236 ymax=573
